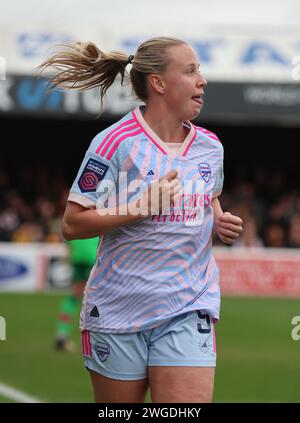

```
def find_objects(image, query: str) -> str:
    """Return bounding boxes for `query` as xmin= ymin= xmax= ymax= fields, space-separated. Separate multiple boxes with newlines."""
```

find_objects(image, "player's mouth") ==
xmin=191 ymin=94 xmax=204 ymax=105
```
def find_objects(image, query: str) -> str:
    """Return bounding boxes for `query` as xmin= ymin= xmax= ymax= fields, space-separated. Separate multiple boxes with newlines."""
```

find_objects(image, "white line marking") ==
xmin=0 ymin=382 xmax=43 ymax=403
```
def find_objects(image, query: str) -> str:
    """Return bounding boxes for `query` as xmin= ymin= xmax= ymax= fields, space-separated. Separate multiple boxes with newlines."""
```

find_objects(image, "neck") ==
xmin=143 ymin=100 xmax=188 ymax=143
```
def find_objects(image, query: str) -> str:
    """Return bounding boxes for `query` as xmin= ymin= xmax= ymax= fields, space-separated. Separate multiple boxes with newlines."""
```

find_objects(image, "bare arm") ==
xmin=212 ymin=197 xmax=223 ymax=232
xmin=62 ymin=201 xmax=145 ymax=239
xmin=62 ymin=170 xmax=181 ymax=240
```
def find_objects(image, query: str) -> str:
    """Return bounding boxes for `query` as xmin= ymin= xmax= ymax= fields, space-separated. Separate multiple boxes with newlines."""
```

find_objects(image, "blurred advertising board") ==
xmin=0 ymin=243 xmax=300 ymax=296
xmin=1 ymin=75 xmax=299 ymax=126
xmin=0 ymin=242 xmax=71 ymax=292
xmin=214 ymin=247 xmax=300 ymax=297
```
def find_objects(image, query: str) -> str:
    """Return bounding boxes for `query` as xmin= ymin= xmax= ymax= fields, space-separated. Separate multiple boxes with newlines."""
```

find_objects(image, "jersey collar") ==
xmin=132 ymin=106 xmax=197 ymax=157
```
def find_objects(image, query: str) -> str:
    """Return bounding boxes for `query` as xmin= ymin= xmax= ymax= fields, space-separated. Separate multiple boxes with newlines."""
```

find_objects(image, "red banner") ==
xmin=213 ymin=247 xmax=300 ymax=297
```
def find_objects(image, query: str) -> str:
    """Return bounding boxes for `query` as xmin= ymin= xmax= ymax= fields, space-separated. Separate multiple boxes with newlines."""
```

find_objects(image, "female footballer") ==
xmin=38 ymin=36 xmax=242 ymax=403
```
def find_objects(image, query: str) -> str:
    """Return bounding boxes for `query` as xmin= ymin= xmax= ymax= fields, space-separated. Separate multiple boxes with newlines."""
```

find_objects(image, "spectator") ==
xmin=264 ymin=223 xmax=286 ymax=248
xmin=233 ymin=215 xmax=264 ymax=248
xmin=288 ymin=214 xmax=300 ymax=248
xmin=35 ymin=196 xmax=61 ymax=242
xmin=12 ymin=222 xmax=45 ymax=243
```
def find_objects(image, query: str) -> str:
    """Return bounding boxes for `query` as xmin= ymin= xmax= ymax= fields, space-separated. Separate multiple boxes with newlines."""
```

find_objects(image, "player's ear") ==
xmin=148 ymin=74 xmax=165 ymax=95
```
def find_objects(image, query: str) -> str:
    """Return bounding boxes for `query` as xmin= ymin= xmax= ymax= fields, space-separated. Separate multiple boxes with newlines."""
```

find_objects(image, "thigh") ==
xmin=148 ymin=366 xmax=215 ymax=403
xmin=148 ymin=311 xmax=217 ymax=402
xmin=148 ymin=311 xmax=216 ymax=368
xmin=89 ymin=370 xmax=148 ymax=403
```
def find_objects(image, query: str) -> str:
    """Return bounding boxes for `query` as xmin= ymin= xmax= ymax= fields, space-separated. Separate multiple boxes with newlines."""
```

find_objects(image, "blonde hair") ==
xmin=37 ymin=36 xmax=186 ymax=103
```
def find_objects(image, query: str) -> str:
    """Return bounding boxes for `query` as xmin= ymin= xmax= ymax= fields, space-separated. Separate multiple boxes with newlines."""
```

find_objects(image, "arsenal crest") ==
xmin=95 ymin=341 xmax=111 ymax=362
xmin=198 ymin=162 xmax=211 ymax=183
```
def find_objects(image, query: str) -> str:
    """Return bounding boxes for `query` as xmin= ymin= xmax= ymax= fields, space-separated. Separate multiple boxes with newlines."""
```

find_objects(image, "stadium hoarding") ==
xmin=1 ymin=74 xmax=300 ymax=126
xmin=1 ymin=243 xmax=300 ymax=296
xmin=2 ymin=29 xmax=299 ymax=83
xmin=214 ymin=247 xmax=300 ymax=298
xmin=1 ymin=0 xmax=300 ymax=83
xmin=0 ymin=250 xmax=37 ymax=292
xmin=1 ymin=0 xmax=300 ymax=124
xmin=0 ymin=242 xmax=71 ymax=292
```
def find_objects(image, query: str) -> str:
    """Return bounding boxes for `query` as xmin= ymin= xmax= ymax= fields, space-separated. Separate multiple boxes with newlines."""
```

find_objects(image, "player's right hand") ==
xmin=144 ymin=170 xmax=181 ymax=215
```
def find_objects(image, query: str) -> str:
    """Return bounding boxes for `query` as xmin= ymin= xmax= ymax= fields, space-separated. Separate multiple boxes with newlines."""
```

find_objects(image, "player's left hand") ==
xmin=215 ymin=211 xmax=243 ymax=245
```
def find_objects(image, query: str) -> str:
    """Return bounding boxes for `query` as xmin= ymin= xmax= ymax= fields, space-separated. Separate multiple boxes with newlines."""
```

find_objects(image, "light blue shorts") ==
xmin=81 ymin=310 xmax=216 ymax=381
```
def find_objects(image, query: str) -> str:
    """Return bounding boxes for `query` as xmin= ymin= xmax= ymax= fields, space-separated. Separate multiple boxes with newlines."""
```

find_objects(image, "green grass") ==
xmin=0 ymin=395 xmax=16 ymax=403
xmin=214 ymin=297 xmax=300 ymax=402
xmin=0 ymin=293 xmax=93 ymax=403
xmin=0 ymin=293 xmax=299 ymax=402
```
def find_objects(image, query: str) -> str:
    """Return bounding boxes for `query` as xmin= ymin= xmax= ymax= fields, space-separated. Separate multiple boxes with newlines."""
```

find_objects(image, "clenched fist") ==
xmin=215 ymin=211 xmax=243 ymax=245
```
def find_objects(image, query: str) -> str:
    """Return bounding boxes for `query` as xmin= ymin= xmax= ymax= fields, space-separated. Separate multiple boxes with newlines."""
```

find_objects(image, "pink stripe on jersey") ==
xmin=213 ymin=324 xmax=217 ymax=353
xmin=207 ymin=135 xmax=219 ymax=141
xmin=107 ymin=129 xmax=143 ymax=160
xmin=88 ymin=331 xmax=92 ymax=356
xmin=82 ymin=331 xmax=87 ymax=356
xmin=96 ymin=119 xmax=135 ymax=154
xmin=196 ymin=126 xmax=220 ymax=142
xmin=182 ymin=129 xmax=197 ymax=157
xmin=132 ymin=110 xmax=168 ymax=155
xmin=99 ymin=123 xmax=139 ymax=158
xmin=81 ymin=331 xmax=86 ymax=355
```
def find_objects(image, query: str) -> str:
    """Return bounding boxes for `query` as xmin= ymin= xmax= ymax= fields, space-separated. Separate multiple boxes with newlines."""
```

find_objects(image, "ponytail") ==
xmin=37 ymin=41 xmax=130 ymax=102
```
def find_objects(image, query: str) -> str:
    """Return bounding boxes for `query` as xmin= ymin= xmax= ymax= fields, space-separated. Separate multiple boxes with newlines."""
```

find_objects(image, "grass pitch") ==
xmin=0 ymin=293 xmax=299 ymax=402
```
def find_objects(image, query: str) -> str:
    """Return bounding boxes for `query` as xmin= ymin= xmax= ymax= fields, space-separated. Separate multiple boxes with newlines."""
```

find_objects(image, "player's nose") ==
xmin=198 ymin=74 xmax=207 ymax=88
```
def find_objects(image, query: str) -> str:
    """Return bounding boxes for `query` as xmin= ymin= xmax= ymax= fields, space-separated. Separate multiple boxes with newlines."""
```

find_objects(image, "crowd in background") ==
xmin=1 ymin=166 xmax=300 ymax=248
xmin=0 ymin=168 xmax=68 ymax=244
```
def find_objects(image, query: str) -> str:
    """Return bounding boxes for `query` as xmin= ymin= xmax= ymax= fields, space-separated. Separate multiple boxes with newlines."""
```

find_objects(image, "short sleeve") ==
xmin=68 ymin=139 xmax=119 ymax=208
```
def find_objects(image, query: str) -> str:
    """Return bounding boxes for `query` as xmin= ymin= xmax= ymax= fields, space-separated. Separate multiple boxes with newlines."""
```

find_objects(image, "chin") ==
xmin=179 ymin=104 xmax=202 ymax=122
xmin=187 ymin=108 xmax=201 ymax=121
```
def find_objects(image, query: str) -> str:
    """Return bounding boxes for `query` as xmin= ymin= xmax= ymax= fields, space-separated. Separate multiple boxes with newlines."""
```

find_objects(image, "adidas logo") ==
xmin=147 ymin=170 xmax=155 ymax=176
xmin=200 ymin=341 xmax=209 ymax=353
xmin=90 ymin=305 xmax=99 ymax=317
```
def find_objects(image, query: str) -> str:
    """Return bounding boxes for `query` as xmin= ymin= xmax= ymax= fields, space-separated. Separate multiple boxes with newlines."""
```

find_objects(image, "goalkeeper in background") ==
xmin=55 ymin=237 xmax=99 ymax=352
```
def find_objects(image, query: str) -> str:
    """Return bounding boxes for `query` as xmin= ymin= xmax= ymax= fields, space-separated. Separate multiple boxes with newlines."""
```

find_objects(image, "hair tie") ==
xmin=127 ymin=55 xmax=134 ymax=65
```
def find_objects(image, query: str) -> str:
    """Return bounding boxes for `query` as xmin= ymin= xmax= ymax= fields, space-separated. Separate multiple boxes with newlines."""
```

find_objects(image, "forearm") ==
xmin=63 ymin=202 xmax=145 ymax=239
xmin=63 ymin=172 xmax=180 ymax=240
xmin=212 ymin=197 xmax=223 ymax=232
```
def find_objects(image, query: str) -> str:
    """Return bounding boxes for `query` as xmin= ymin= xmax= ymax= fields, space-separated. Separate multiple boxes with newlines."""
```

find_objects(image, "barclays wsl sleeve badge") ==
xmin=78 ymin=158 xmax=109 ymax=193
xmin=198 ymin=162 xmax=211 ymax=183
